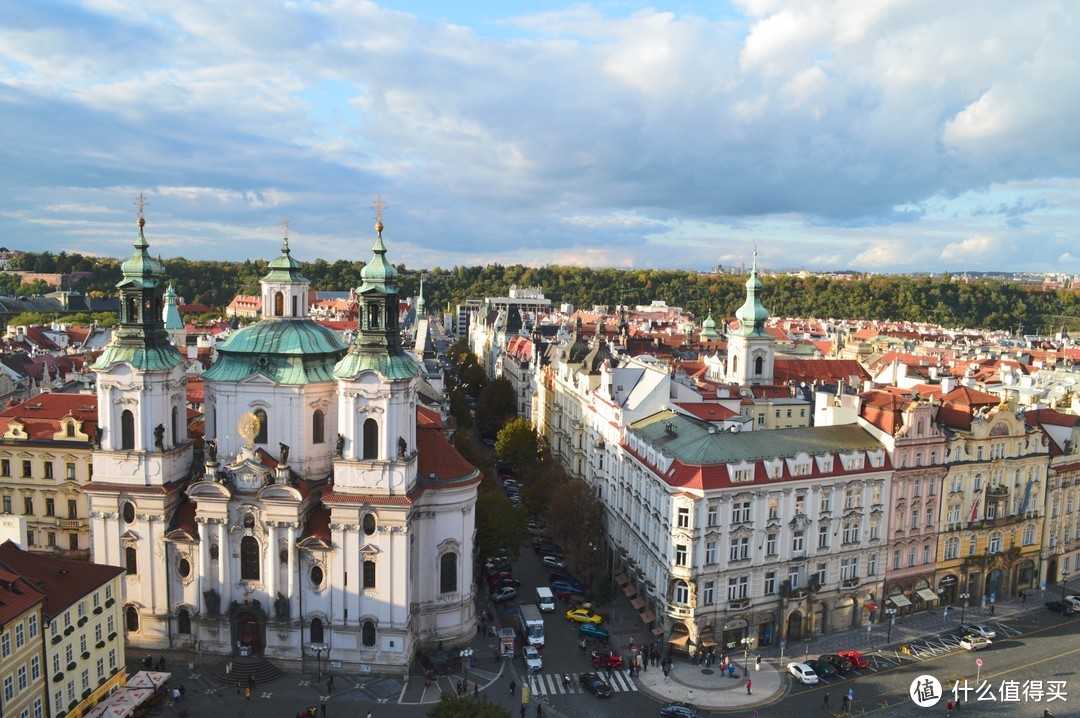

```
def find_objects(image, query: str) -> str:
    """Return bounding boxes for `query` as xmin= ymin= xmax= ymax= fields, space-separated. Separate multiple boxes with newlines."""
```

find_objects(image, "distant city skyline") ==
xmin=2 ymin=1 xmax=1078 ymax=274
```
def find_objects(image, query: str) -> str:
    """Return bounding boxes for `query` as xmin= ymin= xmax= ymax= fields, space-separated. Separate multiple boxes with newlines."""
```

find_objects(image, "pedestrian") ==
xmin=946 ymin=699 xmax=954 ymax=717
xmin=663 ymin=666 xmax=670 ymax=684
xmin=822 ymin=693 xmax=829 ymax=709
xmin=158 ymin=656 xmax=166 ymax=671
xmin=248 ymin=675 xmax=255 ymax=689
xmin=245 ymin=687 xmax=251 ymax=702
xmin=520 ymin=705 xmax=526 ymax=718
xmin=235 ymin=678 xmax=240 ymax=695
xmin=473 ymin=682 xmax=479 ymax=698
xmin=563 ymin=673 xmax=570 ymax=690
xmin=510 ymin=679 xmax=516 ymax=696
xmin=456 ymin=679 xmax=463 ymax=695
xmin=842 ymin=695 xmax=849 ymax=711
xmin=747 ymin=678 xmax=752 ymax=695
xmin=642 ymin=656 xmax=648 ymax=673
xmin=320 ymin=703 xmax=326 ymax=718
xmin=328 ymin=675 xmax=334 ymax=692
xmin=537 ymin=705 xmax=543 ymax=718
xmin=144 ymin=655 xmax=152 ymax=669
xmin=462 ymin=678 xmax=469 ymax=695
xmin=989 ymin=603 xmax=995 ymax=616
xmin=366 ymin=713 xmax=372 ymax=718
xmin=179 ymin=684 xmax=186 ymax=701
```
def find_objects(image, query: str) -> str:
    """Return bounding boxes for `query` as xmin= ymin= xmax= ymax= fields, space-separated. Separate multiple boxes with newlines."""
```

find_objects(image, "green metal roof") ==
xmin=92 ymin=342 xmax=184 ymax=372
xmin=628 ymin=411 xmax=882 ymax=464
xmin=358 ymin=232 xmax=398 ymax=293
xmin=729 ymin=252 xmax=770 ymax=338
xmin=262 ymin=238 xmax=309 ymax=283
xmin=203 ymin=319 xmax=347 ymax=385
xmin=334 ymin=347 xmax=419 ymax=381
xmin=163 ymin=284 xmax=185 ymax=330
xmin=117 ymin=220 xmax=167 ymax=291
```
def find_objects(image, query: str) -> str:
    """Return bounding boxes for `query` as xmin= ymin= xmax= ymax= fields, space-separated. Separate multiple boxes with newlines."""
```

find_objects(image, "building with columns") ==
xmin=86 ymin=209 xmax=479 ymax=673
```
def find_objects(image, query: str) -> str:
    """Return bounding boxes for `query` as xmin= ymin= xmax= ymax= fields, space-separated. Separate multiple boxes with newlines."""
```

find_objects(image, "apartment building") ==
xmin=0 ymin=564 xmax=46 ymax=718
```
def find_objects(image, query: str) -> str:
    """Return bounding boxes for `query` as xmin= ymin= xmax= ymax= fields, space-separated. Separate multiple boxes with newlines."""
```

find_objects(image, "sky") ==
xmin=2 ymin=0 xmax=1079 ymax=275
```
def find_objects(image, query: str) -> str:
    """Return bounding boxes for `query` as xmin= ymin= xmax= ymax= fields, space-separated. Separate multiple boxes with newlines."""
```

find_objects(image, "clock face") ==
xmin=238 ymin=413 xmax=260 ymax=444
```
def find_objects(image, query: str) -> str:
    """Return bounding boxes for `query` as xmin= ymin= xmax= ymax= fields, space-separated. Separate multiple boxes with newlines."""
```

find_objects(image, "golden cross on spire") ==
xmin=135 ymin=192 xmax=148 ymax=225
xmin=372 ymin=195 xmax=386 ymax=223
xmin=282 ymin=215 xmax=291 ymax=239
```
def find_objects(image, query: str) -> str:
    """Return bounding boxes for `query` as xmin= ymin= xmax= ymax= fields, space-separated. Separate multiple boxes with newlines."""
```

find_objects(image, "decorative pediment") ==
xmin=187 ymin=480 xmax=232 ymax=500
xmin=3 ymin=420 xmax=26 ymax=440
xmin=789 ymin=513 xmax=811 ymax=531
xmin=359 ymin=543 xmax=381 ymax=557
xmin=258 ymin=483 xmax=302 ymax=502
xmin=731 ymin=524 xmax=754 ymax=539
xmin=120 ymin=529 xmax=141 ymax=545
xmin=239 ymin=373 xmax=278 ymax=386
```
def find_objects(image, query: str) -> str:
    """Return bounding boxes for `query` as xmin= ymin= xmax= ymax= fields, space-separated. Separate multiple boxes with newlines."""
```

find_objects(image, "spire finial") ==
xmin=135 ymin=192 xmax=148 ymax=228
xmin=281 ymin=215 xmax=291 ymax=252
xmin=373 ymin=194 xmax=386 ymax=236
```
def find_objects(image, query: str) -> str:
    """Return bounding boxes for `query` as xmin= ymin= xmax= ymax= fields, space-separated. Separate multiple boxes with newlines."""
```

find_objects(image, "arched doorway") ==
xmin=1047 ymin=558 xmax=1058 ymax=585
xmin=786 ymin=611 xmax=803 ymax=640
xmin=1017 ymin=559 xmax=1035 ymax=590
xmin=986 ymin=569 xmax=1003 ymax=599
xmin=232 ymin=611 xmax=265 ymax=656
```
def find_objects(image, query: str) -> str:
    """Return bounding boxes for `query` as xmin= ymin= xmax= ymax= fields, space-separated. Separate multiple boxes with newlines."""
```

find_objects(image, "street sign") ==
xmin=976 ymin=658 xmax=983 ymax=666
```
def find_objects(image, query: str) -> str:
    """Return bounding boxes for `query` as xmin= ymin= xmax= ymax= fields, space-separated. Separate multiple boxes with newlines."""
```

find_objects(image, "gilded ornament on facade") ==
xmin=238 ymin=412 xmax=260 ymax=445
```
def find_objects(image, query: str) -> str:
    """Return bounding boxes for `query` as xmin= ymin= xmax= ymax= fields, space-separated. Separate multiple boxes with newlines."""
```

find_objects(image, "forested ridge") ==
xmin=6 ymin=250 xmax=1080 ymax=333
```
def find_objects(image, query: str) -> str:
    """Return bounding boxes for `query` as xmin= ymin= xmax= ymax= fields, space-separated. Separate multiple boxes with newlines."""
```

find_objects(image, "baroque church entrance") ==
xmin=232 ymin=610 xmax=265 ymax=656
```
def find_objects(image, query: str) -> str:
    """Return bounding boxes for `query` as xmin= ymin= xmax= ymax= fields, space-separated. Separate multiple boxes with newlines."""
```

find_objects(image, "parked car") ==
xmin=567 ymin=607 xmax=604 ymax=624
xmin=490 ymin=586 xmax=518 ymax=602
xmin=487 ymin=571 xmax=514 ymax=587
xmin=788 ymin=662 xmax=819 ymax=684
xmin=495 ymin=577 xmax=521 ymax=590
xmin=522 ymin=645 xmax=543 ymax=672
xmin=551 ymin=579 xmax=586 ymax=595
xmin=1063 ymin=594 xmax=1080 ymax=610
xmin=805 ymin=659 xmax=838 ymax=678
xmin=549 ymin=572 xmax=576 ymax=585
xmin=959 ymin=624 xmax=998 ymax=639
xmin=959 ymin=634 xmax=993 ymax=651
xmin=578 ymin=672 xmax=613 ymax=698
xmin=542 ymin=555 xmax=567 ymax=570
xmin=579 ymin=623 xmax=609 ymax=640
xmin=660 ymin=702 xmax=703 ymax=717
xmin=837 ymin=650 xmax=869 ymax=669
xmin=818 ymin=654 xmax=853 ymax=674
xmin=1045 ymin=601 xmax=1075 ymax=616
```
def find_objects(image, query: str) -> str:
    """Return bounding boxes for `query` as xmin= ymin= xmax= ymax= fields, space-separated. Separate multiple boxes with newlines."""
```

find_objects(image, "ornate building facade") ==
xmin=86 ymin=208 xmax=479 ymax=672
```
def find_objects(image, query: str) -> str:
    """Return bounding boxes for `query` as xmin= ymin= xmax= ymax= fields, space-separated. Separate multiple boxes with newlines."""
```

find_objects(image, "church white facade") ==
xmin=86 ymin=209 xmax=480 ymax=672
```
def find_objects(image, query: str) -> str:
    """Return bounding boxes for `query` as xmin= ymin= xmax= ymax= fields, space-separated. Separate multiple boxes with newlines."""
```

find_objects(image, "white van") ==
xmin=536 ymin=586 xmax=555 ymax=613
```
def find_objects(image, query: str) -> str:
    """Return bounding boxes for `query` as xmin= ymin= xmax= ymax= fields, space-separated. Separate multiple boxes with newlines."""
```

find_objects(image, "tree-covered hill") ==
xmin=7 ymin=250 xmax=1080 ymax=333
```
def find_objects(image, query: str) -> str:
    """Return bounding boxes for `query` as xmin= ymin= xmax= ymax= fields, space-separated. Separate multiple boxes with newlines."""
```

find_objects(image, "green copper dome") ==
xmin=730 ymin=252 xmax=770 ymax=338
xmin=700 ymin=313 xmax=720 ymax=339
xmin=117 ymin=217 xmax=167 ymax=290
xmin=358 ymin=230 xmax=398 ymax=293
xmin=262 ymin=237 xmax=309 ymax=283
xmin=204 ymin=319 xmax=347 ymax=384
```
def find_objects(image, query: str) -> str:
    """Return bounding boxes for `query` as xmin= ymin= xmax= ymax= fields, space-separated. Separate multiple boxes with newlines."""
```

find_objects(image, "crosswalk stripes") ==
xmin=527 ymin=671 xmax=638 ymax=695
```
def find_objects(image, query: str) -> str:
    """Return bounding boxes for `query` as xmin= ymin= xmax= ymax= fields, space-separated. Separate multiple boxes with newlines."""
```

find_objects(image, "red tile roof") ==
xmin=0 ymin=540 xmax=124 ymax=618
xmin=0 ymin=566 xmax=45 ymax=624
xmin=674 ymin=402 xmax=737 ymax=421
xmin=0 ymin=393 xmax=97 ymax=442
xmin=417 ymin=406 xmax=482 ymax=485
xmin=773 ymin=359 xmax=869 ymax=386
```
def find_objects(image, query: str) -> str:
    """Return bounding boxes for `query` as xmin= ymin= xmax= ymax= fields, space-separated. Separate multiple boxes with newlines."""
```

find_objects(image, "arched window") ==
xmin=440 ymin=553 xmax=457 ymax=594
xmin=362 ymin=514 xmax=376 ymax=536
xmin=367 ymin=303 xmax=380 ymax=329
xmin=731 ymin=355 xmax=739 ymax=375
xmin=274 ymin=291 xmax=284 ymax=317
xmin=754 ymin=355 xmax=764 ymax=375
xmin=361 ymin=620 xmax=376 ymax=647
xmin=673 ymin=580 xmax=689 ymax=606
xmin=944 ymin=537 xmax=960 ymax=560
xmin=177 ymin=608 xmax=191 ymax=635
xmin=363 ymin=559 xmax=376 ymax=590
xmin=312 ymin=410 xmax=325 ymax=445
xmin=310 ymin=617 xmax=324 ymax=644
xmin=66 ymin=422 xmax=74 ymax=438
xmin=125 ymin=606 xmax=139 ymax=633
xmin=121 ymin=502 xmax=136 ymax=524
xmin=254 ymin=409 xmax=268 ymax=444
xmin=120 ymin=409 xmax=135 ymax=451
xmin=240 ymin=536 xmax=260 ymax=580
xmin=1022 ymin=524 xmax=1036 ymax=546
xmin=125 ymin=546 xmax=138 ymax=575
xmin=171 ymin=406 xmax=179 ymax=445
xmin=362 ymin=418 xmax=378 ymax=460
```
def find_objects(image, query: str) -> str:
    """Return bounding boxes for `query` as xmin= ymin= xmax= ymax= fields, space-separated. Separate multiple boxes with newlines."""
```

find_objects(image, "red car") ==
xmin=487 ymin=571 xmax=513 ymax=587
xmin=837 ymin=650 xmax=869 ymax=669
xmin=591 ymin=652 xmax=624 ymax=670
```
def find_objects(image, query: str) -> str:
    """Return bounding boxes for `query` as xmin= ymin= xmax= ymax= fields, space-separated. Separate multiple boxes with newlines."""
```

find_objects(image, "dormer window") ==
xmin=66 ymin=422 xmax=75 ymax=438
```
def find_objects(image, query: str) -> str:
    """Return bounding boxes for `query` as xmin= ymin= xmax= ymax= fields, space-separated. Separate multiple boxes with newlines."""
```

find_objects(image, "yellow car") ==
xmin=566 ymin=608 xmax=604 ymax=624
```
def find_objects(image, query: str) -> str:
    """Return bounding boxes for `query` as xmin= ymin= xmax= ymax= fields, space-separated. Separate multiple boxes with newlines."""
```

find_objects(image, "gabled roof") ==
xmin=0 ymin=566 xmax=45 ymax=624
xmin=773 ymin=358 xmax=870 ymax=386
xmin=0 ymin=393 xmax=97 ymax=442
xmin=0 ymin=540 xmax=124 ymax=618
xmin=416 ymin=405 xmax=481 ymax=485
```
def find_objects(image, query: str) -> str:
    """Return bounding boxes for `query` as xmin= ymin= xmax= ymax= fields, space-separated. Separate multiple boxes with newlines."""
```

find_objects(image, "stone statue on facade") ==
xmin=154 ymin=424 xmax=165 ymax=450
xmin=336 ymin=433 xmax=345 ymax=458
xmin=203 ymin=588 xmax=221 ymax=615
xmin=206 ymin=439 xmax=218 ymax=463
xmin=275 ymin=591 xmax=290 ymax=621
xmin=278 ymin=442 xmax=290 ymax=466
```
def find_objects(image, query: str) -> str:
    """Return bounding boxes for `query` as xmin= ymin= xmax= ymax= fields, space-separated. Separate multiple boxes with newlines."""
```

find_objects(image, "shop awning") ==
xmin=917 ymin=588 xmax=940 ymax=602
xmin=699 ymin=637 xmax=718 ymax=647
xmin=631 ymin=597 xmax=646 ymax=610
xmin=640 ymin=610 xmax=657 ymax=623
xmin=669 ymin=634 xmax=692 ymax=647
xmin=614 ymin=573 xmax=629 ymax=586
xmin=864 ymin=603 xmax=878 ymax=611
xmin=622 ymin=584 xmax=637 ymax=597
xmin=888 ymin=594 xmax=912 ymax=608
xmin=651 ymin=626 xmax=665 ymax=636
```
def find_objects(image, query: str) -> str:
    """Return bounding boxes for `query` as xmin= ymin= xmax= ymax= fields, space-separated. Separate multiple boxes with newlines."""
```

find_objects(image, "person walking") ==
xmin=519 ymin=705 xmax=526 ymax=718
xmin=244 ymin=687 xmax=251 ymax=702
xmin=235 ymin=678 xmax=240 ymax=695
xmin=747 ymin=678 xmax=752 ymax=695
xmin=536 ymin=705 xmax=543 ymax=718
xmin=989 ymin=603 xmax=996 ymax=616
xmin=510 ymin=679 xmax=516 ymax=696
xmin=946 ymin=699 xmax=954 ymax=717
xmin=473 ymin=682 xmax=479 ymax=698
xmin=822 ymin=692 xmax=830 ymax=709
xmin=663 ymin=666 xmax=670 ymax=684
xmin=327 ymin=675 xmax=334 ymax=692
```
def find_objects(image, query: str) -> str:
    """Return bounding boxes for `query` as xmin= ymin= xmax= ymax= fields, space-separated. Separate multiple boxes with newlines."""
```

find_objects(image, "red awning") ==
xmin=864 ymin=603 xmax=879 ymax=611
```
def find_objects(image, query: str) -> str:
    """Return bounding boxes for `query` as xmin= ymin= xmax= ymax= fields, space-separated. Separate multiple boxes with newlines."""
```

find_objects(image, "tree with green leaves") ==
xmin=427 ymin=694 xmax=512 ymax=717
xmin=495 ymin=418 xmax=540 ymax=471
xmin=475 ymin=377 xmax=517 ymax=436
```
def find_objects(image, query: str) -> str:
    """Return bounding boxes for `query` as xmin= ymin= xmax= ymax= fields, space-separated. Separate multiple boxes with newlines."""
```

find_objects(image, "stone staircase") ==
xmin=209 ymin=656 xmax=285 ymax=686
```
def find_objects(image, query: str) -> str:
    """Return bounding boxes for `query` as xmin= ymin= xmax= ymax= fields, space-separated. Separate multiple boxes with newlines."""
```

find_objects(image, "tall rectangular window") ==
xmin=677 ymin=507 xmax=690 ymax=528
xmin=766 ymin=533 xmax=777 ymax=556
xmin=764 ymin=571 xmax=776 ymax=595
xmin=705 ymin=542 xmax=717 ymax=565
xmin=702 ymin=580 xmax=715 ymax=605
xmin=732 ymin=501 xmax=751 ymax=523
xmin=675 ymin=544 xmax=688 ymax=566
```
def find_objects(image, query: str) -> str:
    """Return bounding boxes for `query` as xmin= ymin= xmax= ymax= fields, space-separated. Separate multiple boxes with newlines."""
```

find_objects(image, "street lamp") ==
xmin=959 ymin=593 xmax=971 ymax=626
xmin=741 ymin=632 xmax=755 ymax=675
xmin=885 ymin=608 xmax=897 ymax=644
xmin=459 ymin=648 xmax=474 ymax=689
xmin=1062 ymin=570 xmax=1071 ymax=601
